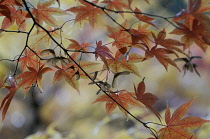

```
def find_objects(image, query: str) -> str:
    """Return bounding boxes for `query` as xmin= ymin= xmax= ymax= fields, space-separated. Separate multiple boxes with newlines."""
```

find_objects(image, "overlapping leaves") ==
xmin=93 ymin=90 xmax=145 ymax=116
xmin=66 ymin=0 xmax=103 ymax=27
xmin=158 ymin=98 xmax=209 ymax=139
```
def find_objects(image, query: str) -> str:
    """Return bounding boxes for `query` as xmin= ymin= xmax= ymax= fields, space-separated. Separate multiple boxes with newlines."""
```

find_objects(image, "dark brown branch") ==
xmin=13 ymin=23 xmax=36 ymax=76
xmin=22 ymin=0 xmax=158 ymax=138
xmin=82 ymin=0 xmax=181 ymax=29
xmin=0 ymin=29 xmax=28 ymax=34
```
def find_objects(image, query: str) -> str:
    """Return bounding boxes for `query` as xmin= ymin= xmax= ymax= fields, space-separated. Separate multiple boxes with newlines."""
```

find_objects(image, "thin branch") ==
xmin=0 ymin=29 xmax=28 ymax=34
xmin=13 ymin=23 xmax=35 ymax=76
xmin=22 ymin=0 xmax=158 ymax=138
xmin=82 ymin=0 xmax=181 ymax=29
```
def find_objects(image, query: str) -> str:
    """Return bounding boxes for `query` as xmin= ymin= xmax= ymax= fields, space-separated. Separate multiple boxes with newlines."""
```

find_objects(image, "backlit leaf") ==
xmin=158 ymin=98 xmax=210 ymax=139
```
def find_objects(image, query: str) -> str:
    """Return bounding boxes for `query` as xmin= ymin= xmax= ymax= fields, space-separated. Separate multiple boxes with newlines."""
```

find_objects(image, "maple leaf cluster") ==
xmin=0 ymin=0 xmax=209 ymax=138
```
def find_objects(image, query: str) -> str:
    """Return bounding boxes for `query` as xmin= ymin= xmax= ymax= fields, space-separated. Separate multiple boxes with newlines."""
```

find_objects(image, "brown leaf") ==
xmin=158 ymin=98 xmax=210 ymax=139
xmin=92 ymin=90 xmax=145 ymax=116
xmin=134 ymin=79 xmax=161 ymax=121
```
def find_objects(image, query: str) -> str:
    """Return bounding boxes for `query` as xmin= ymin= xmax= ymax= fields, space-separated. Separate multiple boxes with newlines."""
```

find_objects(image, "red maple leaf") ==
xmin=95 ymin=41 xmax=115 ymax=69
xmin=145 ymin=46 xmax=180 ymax=71
xmin=172 ymin=0 xmax=210 ymax=51
xmin=67 ymin=39 xmax=91 ymax=59
xmin=0 ymin=79 xmax=16 ymax=121
xmin=17 ymin=65 xmax=52 ymax=94
xmin=153 ymin=29 xmax=184 ymax=53
xmin=66 ymin=0 xmax=103 ymax=27
xmin=170 ymin=19 xmax=208 ymax=51
xmin=28 ymin=0 xmax=68 ymax=27
xmin=92 ymin=90 xmax=145 ymax=116
xmin=1 ymin=7 xmax=27 ymax=31
xmin=107 ymin=23 xmax=132 ymax=48
xmin=104 ymin=53 xmax=142 ymax=77
xmin=53 ymin=64 xmax=80 ymax=93
xmin=134 ymin=8 xmax=156 ymax=27
xmin=134 ymin=78 xmax=161 ymax=121
xmin=128 ymin=24 xmax=152 ymax=46
xmin=19 ymin=48 xmax=40 ymax=71
xmin=53 ymin=61 xmax=99 ymax=93
xmin=102 ymin=0 xmax=131 ymax=16
xmin=158 ymin=98 xmax=210 ymax=139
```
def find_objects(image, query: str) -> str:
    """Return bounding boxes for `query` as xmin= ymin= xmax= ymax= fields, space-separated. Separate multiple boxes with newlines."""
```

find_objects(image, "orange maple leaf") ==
xmin=134 ymin=78 xmax=161 ymax=121
xmin=145 ymin=46 xmax=180 ymax=71
xmin=95 ymin=41 xmax=115 ymax=69
xmin=107 ymin=23 xmax=132 ymax=48
xmin=67 ymin=39 xmax=91 ymax=59
xmin=52 ymin=61 xmax=100 ymax=92
xmin=158 ymin=98 xmax=210 ymax=139
xmin=0 ymin=81 xmax=16 ymax=121
xmin=0 ymin=7 xmax=27 ymax=31
xmin=19 ymin=49 xmax=40 ymax=71
xmin=66 ymin=0 xmax=103 ymax=27
xmin=153 ymin=29 xmax=184 ymax=53
xmin=53 ymin=64 xmax=80 ymax=93
xmin=102 ymin=0 xmax=130 ymax=11
xmin=105 ymin=53 xmax=142 ymax=77
xmin=28 ymin=0 xmax=68 ymax=27
xmin=172 ymin=0 xmax=210 ymax=51
xmin=102 ymin=0 xmax=131 ymax=16
xmin=170 ymin=19 xmax=208 ymax=51
xmin=174 ymin=0 xmax=210 ymax=30
xmin=92 ymin=90 xmax=145 ymax=116
xmin=134 ymin=8 xmax=156 ymax=27
xmin=128 ymin=24 xmax=152 ymax=46
xmin=17 ymin=65 xmax=52 ymax=94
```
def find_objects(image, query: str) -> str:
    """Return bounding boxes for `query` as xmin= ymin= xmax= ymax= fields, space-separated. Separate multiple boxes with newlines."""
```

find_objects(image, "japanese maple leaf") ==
xmin=67 ymin=39 xmax=91 ymax=59
xmin=145 ymin=46 xmax=180 ymax=71
xmin=134 ymin=79 xmax=161 ymax=121
xmin=105 ymin=53 xmax=141 ymax=77
xmin=174 ymin=0 xmax=210 ymax=30
xmin=158 ymin=98 xmax=210 ymax=139
xmin=53 ymin=64 xmax=80 ymax=93
xmin=92 ymin=90 xmax=145 ymax=116
xmin=95 ymin=41 xmax=115 ymax=69
xmin=173 ymin=0 xmax=210 ymax=49
xmin=66 ymin=0 xmax=103 ymax=27
xmin=102 ymin=0 xmax=131 ymax=16
xmin=19 ymin=49 xmax=40 ymax=71
xmin=0 ymin=81 xmax=16 ymax=121
xmin=170 ymin=19 xmax=208 ymax=51
xmin=17 ymin=65 xmax=52 ymax=94
xmin=134 ymin=8 xmax=156 ymax=27
xmin=153 ymin=29 xmax=184 ymax=53
xmin=107 ymin=23 xmax=132 ymax=48
xmin=1 ymin=7 xmax=27 ymax=31
xmin=128 ymin=24 xmax=152 ymax=46
xmin=28 ymin=0 xmax=68 ymax=27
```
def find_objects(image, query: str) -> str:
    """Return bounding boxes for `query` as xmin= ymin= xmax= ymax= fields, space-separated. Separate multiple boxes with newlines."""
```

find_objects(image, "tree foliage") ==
xmin=0 ymin=0 xmax=210 ymax=138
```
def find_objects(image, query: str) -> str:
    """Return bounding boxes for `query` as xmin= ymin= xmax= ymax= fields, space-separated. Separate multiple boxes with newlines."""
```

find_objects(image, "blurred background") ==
xmin=0 ymin=0 xmax=210 ymax=139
